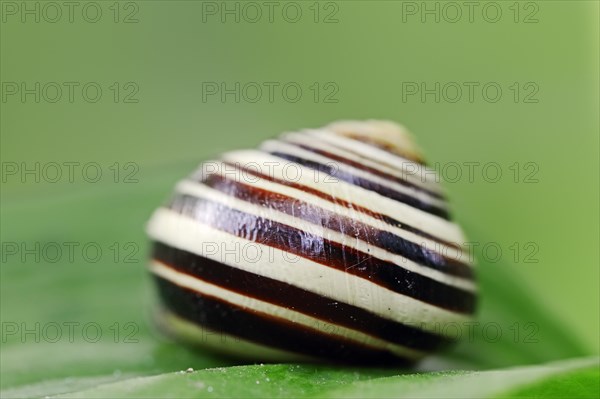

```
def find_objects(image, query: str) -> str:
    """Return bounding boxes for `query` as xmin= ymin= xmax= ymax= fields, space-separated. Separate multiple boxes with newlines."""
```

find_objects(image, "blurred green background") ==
xmin=1 ymin=0 xmax=598 ymax=393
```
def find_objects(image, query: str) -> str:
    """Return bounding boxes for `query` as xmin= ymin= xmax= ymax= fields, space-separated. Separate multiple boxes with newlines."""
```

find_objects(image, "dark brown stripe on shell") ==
xmin=337 ymin=133 xmax=426 ymax=166
xmin=201 ymin=174 xmax=473 ymax=279
xmin=269 ymin=151 xmax=450 ymax=219
xmin=167 ymin=195 xmax=476 ymax=314
xmin=316 ymin=136 xmax=428 ymax=170
xmin=221 ymin=161 xmax=462 ymax=250
xmin=153 ymin=241 xmax=453 ymax=352
xmin=154 ymin=275 xmax=413 ymax=365
xmin=286 ymin=140 xmax=444 ymax=200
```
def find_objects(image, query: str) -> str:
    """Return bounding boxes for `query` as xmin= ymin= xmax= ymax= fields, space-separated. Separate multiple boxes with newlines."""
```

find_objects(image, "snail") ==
xmin=146 ymin=120 xmax=477 ymax=365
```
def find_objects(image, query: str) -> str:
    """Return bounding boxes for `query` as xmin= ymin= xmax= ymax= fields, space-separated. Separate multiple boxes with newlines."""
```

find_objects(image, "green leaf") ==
xmin=51 ymin=364 xmax=397 ymax=399
xmin=502 ymin=365 xmax=600 ymax=399
xmin=322 ymin=357 xmax=599 ymax=399
xmin=8 ymin=356 xmax=595 ymax=399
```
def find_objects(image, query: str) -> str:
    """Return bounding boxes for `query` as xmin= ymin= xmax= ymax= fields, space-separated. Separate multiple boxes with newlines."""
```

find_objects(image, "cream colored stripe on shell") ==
xmin=176 ymin=179 xmax=475 ymax=292
xmin=151 ymin=260 xmax=424 ymax=360
xmin=283 ymin=129 xmax=444 ymax=196
xmin=305 ymin=128 xmax=440 ymax=189
xmin=157 ymin=309 xmax=317 ymax=363
xmin=259 ymin=139 xmax=448 ymax=212
xmin=194 ymin=160 xmax=471 ymax=262
xmin=218 ymin=150 xmax=468 ymax=248
xmin=146 ymin=207 xmax=473 ymax=337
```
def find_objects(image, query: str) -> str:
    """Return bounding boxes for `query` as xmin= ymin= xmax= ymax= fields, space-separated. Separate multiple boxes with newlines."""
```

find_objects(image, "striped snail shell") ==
xmin=147 ymin=120 xmax=477 ymax=365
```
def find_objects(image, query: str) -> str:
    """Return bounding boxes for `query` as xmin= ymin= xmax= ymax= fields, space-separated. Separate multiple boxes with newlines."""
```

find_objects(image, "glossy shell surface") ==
xmin=147 ymin=120 xmax=477 ymax=365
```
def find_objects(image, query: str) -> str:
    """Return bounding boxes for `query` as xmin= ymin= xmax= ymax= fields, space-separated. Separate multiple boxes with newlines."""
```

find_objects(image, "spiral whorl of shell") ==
xmin=147 ymin=120 xmax=477 ymax=365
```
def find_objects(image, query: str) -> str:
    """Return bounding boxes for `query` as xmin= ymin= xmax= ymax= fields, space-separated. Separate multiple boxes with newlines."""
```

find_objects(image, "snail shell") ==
xmin=147 ymin=120 xmax=477 ymax=365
